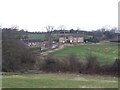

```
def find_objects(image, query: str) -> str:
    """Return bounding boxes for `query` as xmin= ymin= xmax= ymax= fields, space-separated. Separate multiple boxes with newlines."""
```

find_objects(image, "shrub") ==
xmin=35 ymin=51 xmax=118 ymax=76
xmin=40 ymin=56 xmax=63 ymax=72
xmin=78 ymin=60 xmax=88 ymax=73
xmin=99 ymin=63 xmax=112 ymax=75
xmin=37 ymin=54 xmax=80 ymax=73
xmin=2 ymin=28 xmax=36 ymax=72
xmin=65 ymin=53 xmax=79 ymax=72
xmin=111 ymin=59 xmax=120 ymax=75
xmin=85 ymin=52 xmax=100 ymax=73
xmin=2 ymin=40 xmax=36 ymax=72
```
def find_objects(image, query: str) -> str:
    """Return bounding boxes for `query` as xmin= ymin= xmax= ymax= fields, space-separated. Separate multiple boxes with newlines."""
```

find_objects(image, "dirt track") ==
xmin=41 ymin=45 xmax=64 ymax=56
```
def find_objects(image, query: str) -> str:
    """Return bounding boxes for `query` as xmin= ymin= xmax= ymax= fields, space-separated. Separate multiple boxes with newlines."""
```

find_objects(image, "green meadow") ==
xmin=49 ymin=44 xmax=119 ymax=63
xmin=28 ymin=34 xmax=46 ymax=39
xmin=28 ymin=33 xmax=93 ymax=40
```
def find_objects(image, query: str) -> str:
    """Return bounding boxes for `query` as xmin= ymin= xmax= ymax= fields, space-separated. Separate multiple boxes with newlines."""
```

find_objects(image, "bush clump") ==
xmin=2 ymin=28 xmax=36 ymax=72
xmin=85 ymin=52 xmax=100 ymax=73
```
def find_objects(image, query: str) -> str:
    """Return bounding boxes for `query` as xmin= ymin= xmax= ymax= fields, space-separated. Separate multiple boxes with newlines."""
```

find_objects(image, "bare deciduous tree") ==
xmin=58 ymin=25 xmax=66 ymax=35
xmin=45 ymin=25 xmax=54 ymax=49
xmin=58 ymin=25 xmax=66 ymax=30
xmin=45 ymin=25 xmax=54 ymax=32
xmin=11 ymin=25 xmax=19 ymax=30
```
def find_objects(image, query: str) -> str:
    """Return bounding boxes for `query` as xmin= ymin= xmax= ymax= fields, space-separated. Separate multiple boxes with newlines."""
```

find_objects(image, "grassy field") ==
xmin=28 ymin=34 xmax=46 ymax=39
xmin=28 ymin=33 xmax=93 ymax=39
xmin=2 ymin=73 xmax=118 ymax=88
xmin=49 ymin=44 xmax=119 ymax=63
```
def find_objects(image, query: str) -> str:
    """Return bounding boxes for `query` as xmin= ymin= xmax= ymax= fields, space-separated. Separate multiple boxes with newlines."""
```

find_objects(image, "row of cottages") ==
xmin=25 ymin=41 xmax=48 ymax=47
xmin=59 ymin=36 xmax=84 ymax=44
xmin=27 ymin=42 xmax=41 ymax=46
xmin=23 ymin=39 xmax=42 ymax=47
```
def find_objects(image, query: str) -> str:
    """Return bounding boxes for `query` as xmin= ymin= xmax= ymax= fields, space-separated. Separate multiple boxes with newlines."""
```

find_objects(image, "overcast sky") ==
xmin=0 ymin=0 xmax=119 ymax=32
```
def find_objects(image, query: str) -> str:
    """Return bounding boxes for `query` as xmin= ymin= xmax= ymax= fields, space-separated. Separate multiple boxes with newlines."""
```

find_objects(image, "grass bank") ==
xmin=49 ymin=44 xmax=119 ymax=63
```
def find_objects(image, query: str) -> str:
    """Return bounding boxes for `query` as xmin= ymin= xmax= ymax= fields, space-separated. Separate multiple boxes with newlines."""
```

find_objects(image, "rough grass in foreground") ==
xmin=2 ymin=73 xmax=118 ymax=88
